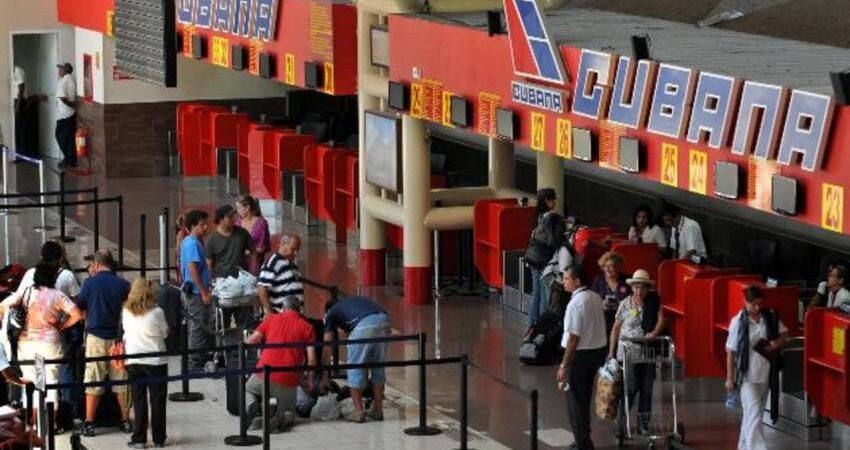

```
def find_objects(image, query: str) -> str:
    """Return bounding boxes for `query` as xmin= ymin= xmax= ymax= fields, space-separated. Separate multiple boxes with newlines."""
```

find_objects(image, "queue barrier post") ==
xmin=140 ymin=214 xmax=147 ymax=277
xmin=0 ymin=146 xmax=8 ymax=216
xmin=168 ymin=311 xmax=204 ymax=402
xmin=530 ymin=389 xmax=539 ymax=450
xmin=118 ymin=196 xmax=125 ymax=268
xmin=223 ymin=342 xmax=262 ymax=446
xmin=46 ymin=401 xmax=56 ymax=450
xmin=159 ymin=213 xmax=167 ymax=284
xmin=93 ymin=187 xmax=100 ymax=252
xmin=404 ymin=332 xmax=441 ymax=436
xmin=262 ymin=365 xmax=270 ymax=450
xmin=70 ymin=432 xmax=82 ymax=450
xmin=54 ymin=170 xmax=75 ymax=243
xmin=163 ymin=207 xmax=170 ymax=281
xmin=455 ymin=356 xmax=471 ymax=450
xmin=329 ymin=285 xmax=344 ymax=379
xmin=25 ymin=382 xmax=34 ymax=428
xmin=35 ymin=159 xmax=54 ymax=232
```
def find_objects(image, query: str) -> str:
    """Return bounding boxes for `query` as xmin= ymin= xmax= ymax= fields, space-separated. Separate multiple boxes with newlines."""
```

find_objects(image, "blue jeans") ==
xmin=528 ymin=268 xmax=548 ymax=326
xmin=347 ymin=313 xmax=390 ymax=389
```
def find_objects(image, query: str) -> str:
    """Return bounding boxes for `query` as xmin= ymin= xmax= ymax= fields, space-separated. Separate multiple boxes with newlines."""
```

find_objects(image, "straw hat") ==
xmin=626 ymin=269 xmax=655 ymax=286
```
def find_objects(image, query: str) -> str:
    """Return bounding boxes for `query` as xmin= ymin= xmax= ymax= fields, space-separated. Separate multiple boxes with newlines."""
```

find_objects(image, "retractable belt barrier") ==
xmin=468 ymin=360 xmax=540 ymax=450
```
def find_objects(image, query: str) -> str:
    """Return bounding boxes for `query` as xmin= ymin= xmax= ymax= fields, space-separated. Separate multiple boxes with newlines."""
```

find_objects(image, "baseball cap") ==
xmin=56 ymin=63 xmax=73 ymax=74
xmin=215 ymin=204 xmax=237 ymax=223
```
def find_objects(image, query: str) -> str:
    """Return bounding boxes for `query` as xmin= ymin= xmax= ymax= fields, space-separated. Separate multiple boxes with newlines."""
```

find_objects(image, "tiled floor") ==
xmin=3 ymin=155 xmax=849 ymax=449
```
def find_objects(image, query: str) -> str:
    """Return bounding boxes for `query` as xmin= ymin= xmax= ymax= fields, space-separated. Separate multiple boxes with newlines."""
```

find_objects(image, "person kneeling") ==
xmin=244 ymin=296 xmax=316 ymax=433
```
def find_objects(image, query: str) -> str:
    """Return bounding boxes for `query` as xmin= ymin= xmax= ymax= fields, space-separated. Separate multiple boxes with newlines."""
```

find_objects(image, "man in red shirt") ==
xmin=244 ymin=296 xmax=316 ymax=433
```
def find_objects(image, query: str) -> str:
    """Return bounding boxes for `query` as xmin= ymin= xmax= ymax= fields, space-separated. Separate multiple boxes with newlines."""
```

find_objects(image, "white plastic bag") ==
xmin=339 ymin=398 xmax=356 ymax=420
xmin=212 ymin=276 xmax=242 ymax=299
xmin=310 ymin=394 xmax=341 ymax=421
xmin=237 ymin=269 xmax=258 ymax=296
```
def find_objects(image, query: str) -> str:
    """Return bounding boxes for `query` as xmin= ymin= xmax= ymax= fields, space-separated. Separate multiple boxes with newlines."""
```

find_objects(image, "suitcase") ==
xmin=157 ymin=283 xmax=184 ymax=353
xmin=519 ymin=312 xmax=564 ymax=365
xmin=225 ymin=329 xmax=259 ymax=416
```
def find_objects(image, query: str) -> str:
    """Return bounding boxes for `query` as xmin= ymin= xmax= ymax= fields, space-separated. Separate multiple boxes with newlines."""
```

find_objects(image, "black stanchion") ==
xmin=455 ymin=356 xmax=472 ymax=450
xmin=224 ymin=342 xmax=262 ymax=446
xmin=530 ymin=389 xmax=539 ymax=450
xmin=328 ymin=286 xmax=345 ymax=379
xmin=24 ymin=383 xmax=34 ymax=428
xmin=118 ymin=196 xmax=125 ymax=268
xmin=404 ymin=333 xmax=441 ymax=436
xmin=54 ymin=170 xmax=75 ymax=243
xmin=140 ymin=214 xmax=147 ymax=277
xmin=163 ymin=207 xmax=170 ymax=279
xmin=93 ymin=187 xmax=99 ymax=252
xmin=46 ymin=401 xmax=56 ymax=450
xmin=262 ymin=365 xmax=270 ymax=450
xmin=169 ymin=315 xmax=204 ymax=402
xmin=69 ymin=432 xmax=82 ymax=450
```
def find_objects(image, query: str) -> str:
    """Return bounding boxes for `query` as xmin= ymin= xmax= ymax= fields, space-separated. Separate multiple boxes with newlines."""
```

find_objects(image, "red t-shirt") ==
xmin=255 ymin=310 xmax=316 ymax=387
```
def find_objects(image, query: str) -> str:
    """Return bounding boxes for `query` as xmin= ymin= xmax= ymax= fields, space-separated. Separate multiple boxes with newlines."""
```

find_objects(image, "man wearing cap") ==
xmin=244 ymin=296 xmax=316 ymax=433
xmin=205 ymin=205 xmax=255 ymax=327
xmin=41 ymin=63 xmax=76 ymax=167
xmin=607 ymin=269 xmax=666 ymax=434
xmin=77 ymin=249 xmax=132 ymax=437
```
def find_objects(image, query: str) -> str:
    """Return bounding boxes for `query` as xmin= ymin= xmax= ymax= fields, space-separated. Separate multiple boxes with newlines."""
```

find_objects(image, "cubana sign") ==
xmin=177 ymin=0 xmax=279 ymax=43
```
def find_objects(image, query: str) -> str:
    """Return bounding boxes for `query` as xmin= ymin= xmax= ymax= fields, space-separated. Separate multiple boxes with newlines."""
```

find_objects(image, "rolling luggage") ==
xmin=519 ymin=311 xmax=564 ymax=365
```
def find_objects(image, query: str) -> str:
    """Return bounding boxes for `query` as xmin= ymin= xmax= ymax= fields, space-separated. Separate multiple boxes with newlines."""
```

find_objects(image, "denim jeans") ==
xmin=620 ymin=362 xmax=656 ymax=429
xmin=185 ymin=294 xmax=211 ymax=370
xmin=347 ymin=313 xmax=390 ymax=389
xmin=528 ymin=268 xmax=548 ymax=326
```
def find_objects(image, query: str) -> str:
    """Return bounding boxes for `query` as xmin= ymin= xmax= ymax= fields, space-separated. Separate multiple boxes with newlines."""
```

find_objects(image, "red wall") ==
xmin=58 ymin=0 xmax=114 ymax=34
xmin=389 ymin=14 xmax=850 ymax=240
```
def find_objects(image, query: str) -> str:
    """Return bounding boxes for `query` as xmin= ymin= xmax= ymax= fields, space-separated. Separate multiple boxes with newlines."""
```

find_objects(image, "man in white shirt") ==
xmin=661 ymin=202 xmax=707 ymax=260
xmin=47 ymin=63 xmax=77 ymax=168
xmin=556 ymin=265 xmax=607 ymax=450
xmin=810 ymin=262 xmax=850 ymax=309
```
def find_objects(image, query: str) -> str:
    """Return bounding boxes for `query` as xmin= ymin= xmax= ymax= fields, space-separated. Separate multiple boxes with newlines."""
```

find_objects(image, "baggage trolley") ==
xmin=210 ymin=294 xmax=260 ymax=372
xmin=615 ymin=336 xmax=685 ymax=449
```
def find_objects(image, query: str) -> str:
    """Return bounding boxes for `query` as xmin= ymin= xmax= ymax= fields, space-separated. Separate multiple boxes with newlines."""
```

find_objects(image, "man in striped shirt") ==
xmin=257 ymin=234 xmax=303 ymax=314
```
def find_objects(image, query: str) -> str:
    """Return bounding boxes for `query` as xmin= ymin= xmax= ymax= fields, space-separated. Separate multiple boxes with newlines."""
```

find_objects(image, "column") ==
xmin=536 ymin=151 xmax=564 ymax=215
xmin=488 ymin=136 xmax=514 ymax=191
xmin=402 ymin=115 xmax=432 ymax=304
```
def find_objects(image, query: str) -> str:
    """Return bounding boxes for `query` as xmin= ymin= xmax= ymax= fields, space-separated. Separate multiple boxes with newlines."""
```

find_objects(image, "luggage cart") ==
xmin=615 ymin=336 xmax=685 ymax=449
xmin=208 ymin=294 xmax=260 ymax=372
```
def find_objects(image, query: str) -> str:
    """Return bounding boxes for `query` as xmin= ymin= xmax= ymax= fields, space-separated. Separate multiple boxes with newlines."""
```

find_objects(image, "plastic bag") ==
xmin=212 ymin=276 xmax=242 ymax=299
xmin=596 ymin=366 xmax=622 ymax=420
xmin=237 ymin=270 xmax=258 ymax=296
xmin=599 ymin=358 xmax=621 ymax=382
xmin=310 ymin=394 xmax=341 ymax=421
xmin=339 ymin=398 xmax=356 ymax=420
xmin=296 ymin=386 xmax=317 ymax=418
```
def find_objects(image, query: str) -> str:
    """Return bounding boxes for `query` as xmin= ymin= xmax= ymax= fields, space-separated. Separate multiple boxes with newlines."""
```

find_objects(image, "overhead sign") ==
xmin=504 ymin=0 xmax=566 ymax=85
xmin=511 ymin=81 xmax=564 ymax=114
xmin=177 ymin=0 xmax=279 ymax=42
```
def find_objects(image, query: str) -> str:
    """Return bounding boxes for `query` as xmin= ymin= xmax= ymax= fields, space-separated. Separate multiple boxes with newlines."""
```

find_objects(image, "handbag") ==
xmin=6 ymin=287 xmax=32 ymax=342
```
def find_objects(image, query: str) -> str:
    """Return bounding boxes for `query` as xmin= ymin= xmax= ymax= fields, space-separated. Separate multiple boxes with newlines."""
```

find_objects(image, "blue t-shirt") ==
xmin=77 ymin=271 xmax=131 ymax=339
xmin=324 ymin=296 xmax=386 ymax=334
xmin=181 ymin=235 xmax=211 ymax=295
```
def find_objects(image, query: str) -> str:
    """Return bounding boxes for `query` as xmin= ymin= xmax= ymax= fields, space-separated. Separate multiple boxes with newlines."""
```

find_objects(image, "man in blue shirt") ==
xmin=77 ymin=249 xmax=131 ymax=437
xmin=321 ymin=296 xmax=390 ymax=423
xmin=180 ymin=210 xmax=212 ymax=371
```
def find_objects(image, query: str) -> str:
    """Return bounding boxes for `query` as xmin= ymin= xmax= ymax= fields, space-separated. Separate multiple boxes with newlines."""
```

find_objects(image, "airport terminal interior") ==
xmin=1 ymin=0 xmax=850 ymax=449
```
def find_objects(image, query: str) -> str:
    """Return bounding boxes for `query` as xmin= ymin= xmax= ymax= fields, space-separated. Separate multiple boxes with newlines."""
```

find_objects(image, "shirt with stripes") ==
xmin=257 ymin=253 xmax=303 ymax=312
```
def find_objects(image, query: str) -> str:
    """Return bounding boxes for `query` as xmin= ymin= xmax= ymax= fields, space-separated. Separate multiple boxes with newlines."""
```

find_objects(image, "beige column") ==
xmin=488 ymin=137 xmax=514 ymax=192
xmin=536 ymin=151 xmax=564 ymax=215
xmin=401 ymin=115 xmax=432 ymax=304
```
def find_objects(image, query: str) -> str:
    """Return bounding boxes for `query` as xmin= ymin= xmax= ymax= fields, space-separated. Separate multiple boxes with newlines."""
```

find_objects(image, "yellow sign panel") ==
xmin=531 ymin=112 xmax=546 ymax=151
xmin=661 ymin=143 xmax=678 ymax=187
xmin=106 ymin=11 xmax=114 ymax=37
xmin=323 ymin=62 xmax=335 ymax=94
xmin=833 ymin=327 xmax=845 ymax=356
xmin=284 ymin=54 xmax=296 ymax=85
xmin=211 ymin=37 xmax=230 ymax=68
xmin=688 ymin=149 xmax=708 ymax=195
xmin=822 ymin=183 xmax=844 ymax=233
xmin=441 ymin=91 xmax=453 ymax=127
xmin=410 ymin=83 xmax=424 ymax=119
xmin=556 ymin=118 xmax=572 ymax=159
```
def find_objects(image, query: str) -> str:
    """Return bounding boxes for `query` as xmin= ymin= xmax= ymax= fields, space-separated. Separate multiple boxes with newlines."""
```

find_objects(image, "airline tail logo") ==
xmin=504 ymin=0 xmax=566 ymax=85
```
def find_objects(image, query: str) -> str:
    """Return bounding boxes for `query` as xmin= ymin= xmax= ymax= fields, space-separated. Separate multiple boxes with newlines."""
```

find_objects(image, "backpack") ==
xmin=524 ymin=212 xmax=565 ymax=269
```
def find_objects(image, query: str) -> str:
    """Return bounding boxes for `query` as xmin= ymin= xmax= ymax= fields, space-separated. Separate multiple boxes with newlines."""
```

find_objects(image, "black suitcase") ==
xmin=519 ymin=312 xmax=565 ymax=365
xmin=157 ymin=283 xmax=184 ymax=353
xmin=225 ymin=329 xmax=259 ymax=416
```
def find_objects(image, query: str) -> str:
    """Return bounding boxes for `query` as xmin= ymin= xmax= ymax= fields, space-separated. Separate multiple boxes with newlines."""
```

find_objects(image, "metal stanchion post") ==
xmin=93 ymin=187 xmax=99 ymax=252
xmin=54 ymin=170 xmax=75 ymax=243
xmin=159 ymin=213 xmax=167 ymax=284
xmin=224 ymin=342 xmax=262 ymax=446
xmin=163 ymin=207 xmax=170 ymax=279
xmin=46 ymin=401 xmax=56 ymax=450
xmin=140 ymin=214 xmax=147 ymax=277
xmin=169 ymin=313 xmax=204 ymax=402
xmin=530 ymin=389 xmax=539 ymax=450
xmin=25 ymin=383 xmax=34 ymax=428
xmin=0 ymin=147 xmax=7 ymax=216
xmin=454 ymin=356 xmax=471 ymax=450
xmin=329 ymin=286 xmax=345 ymax=379
xmin=262 ymin=365 xmax=270 ymax=450
xmin=118 ymin=196 xmax=125 ymax=268
xmin=433 ymin=229 xmax=441 ymax=297
xmin=34 ymin=159 xmax=54 ymax=232
xmin=404 ymin=333 xmax=441 ymax=436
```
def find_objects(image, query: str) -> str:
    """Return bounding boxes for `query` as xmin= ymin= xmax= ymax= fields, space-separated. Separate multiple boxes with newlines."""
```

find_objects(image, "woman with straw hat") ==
xmin=607 ymin=269 xmax=666 ymax=434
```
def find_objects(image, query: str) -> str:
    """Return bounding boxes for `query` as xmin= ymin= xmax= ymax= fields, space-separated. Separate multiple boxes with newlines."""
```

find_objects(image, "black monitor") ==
xmin=496 ymin=108 xmax=516 ymax=141
xmin=771 ymin=175 xmax=799 ymax=216
xmin=450 ymin=96 xmax=471 ymax=128
xmin=191 ymin=34 xmax=205 ymax=59
xmin=231 ymin=45 xmax=246 ymax=71
xmin=430 ymin=153 xmax=447 ymax=175
xmin=714 ymin=161 xmax=740 ymax=200
xmin=617 ymin=137 xmax=641 ymax=173
xmin=388 ymin=81 xmax=408 ymax=111
xmin=259 ymin=53 xmax=274 ymax=79
xmin=305 ymin=62 xmax=323 ymax=89
xmin=572 ymin=128 xmax=594 ymax=162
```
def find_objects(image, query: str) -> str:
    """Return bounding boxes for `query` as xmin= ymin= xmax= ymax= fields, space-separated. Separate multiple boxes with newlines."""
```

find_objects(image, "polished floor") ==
xmin=1 ymin=155 xmax=848 ymax=449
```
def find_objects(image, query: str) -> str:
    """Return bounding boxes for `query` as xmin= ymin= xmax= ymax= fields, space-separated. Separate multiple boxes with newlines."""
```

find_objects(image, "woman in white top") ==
xmin=725 ymin=286 xmax=788 ymax=450
xmin=627 ymin=204 xmax=667 ymax=249
xmin=123 ymin=278 xmax=169 ymax=449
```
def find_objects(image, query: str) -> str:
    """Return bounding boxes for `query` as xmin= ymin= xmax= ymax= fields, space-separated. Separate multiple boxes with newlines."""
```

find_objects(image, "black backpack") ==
xmin=524 ymin=212 xmax=565 ymax=269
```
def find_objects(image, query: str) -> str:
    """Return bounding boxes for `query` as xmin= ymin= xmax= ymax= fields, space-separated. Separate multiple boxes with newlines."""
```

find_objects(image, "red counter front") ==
xmin=200 ymin=111 xmax=249 ymax=176
xmin=805 ymin=309 xmax=850 ymax=425
xmin=473 ymin=199 xmax=535 ymax=288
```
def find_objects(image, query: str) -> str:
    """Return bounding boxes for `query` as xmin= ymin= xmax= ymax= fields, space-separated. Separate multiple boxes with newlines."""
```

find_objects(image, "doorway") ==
xmin=11 ymin=31 xmax=61 ymax=160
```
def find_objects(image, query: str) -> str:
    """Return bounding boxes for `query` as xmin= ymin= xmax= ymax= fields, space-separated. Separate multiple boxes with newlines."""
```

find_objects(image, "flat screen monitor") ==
xmin=388 ymin=81 xmax=408 ymax=111
xmin=714 ymin=161 xmax=740 ymax=200
xmin=259 ymin=53 xmax=274 ymax=78
xmin=771 ymin=175 xmax=799 ymax=216
xmin=191 ymin=34 xmax=205 ymax=60
xmin=364 ymin=111 xmax=402 ymax=193
xmin=496 ymin=108 xmax=516 ymax=140
xmin=572 ymin=127 xmax=594 ymax=162
xmin=450 ymin=96 xmax=471 ymax=128
xmin=617 ymin=137 xmax=641 ymax=173
xmin=305 ymin=62 xmax=322 ymax=89
xmin=231 ymin=45 xmax=246 ymax=71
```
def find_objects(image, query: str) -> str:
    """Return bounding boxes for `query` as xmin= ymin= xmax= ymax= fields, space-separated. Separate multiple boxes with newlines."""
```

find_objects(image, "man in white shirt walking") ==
xmin=661 ymin=202 xmax=707 ymax=260
xmin=556 ymin=265 xmax=607 ymax=450
xmin=43 ymin=63 xmax=77 ymax=168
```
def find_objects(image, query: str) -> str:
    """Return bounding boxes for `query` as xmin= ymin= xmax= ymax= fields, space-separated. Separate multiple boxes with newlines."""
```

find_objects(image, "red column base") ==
xmin=359 ymin=249 xmax=386 ymax=286
xmin=404 ymin=267 xmax=432 ymax=305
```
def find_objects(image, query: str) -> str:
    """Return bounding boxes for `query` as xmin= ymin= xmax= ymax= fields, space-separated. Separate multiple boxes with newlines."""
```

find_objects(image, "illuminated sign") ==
xmin=178 ymin=0 xmax=279 ymax=42
xmin=511 ymin=81 xmax=564 ymax=114
xmin=504 ymin=0 xmax=566 ymax=85
xmin=571 ymin=48 xmax=835 ymax=172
